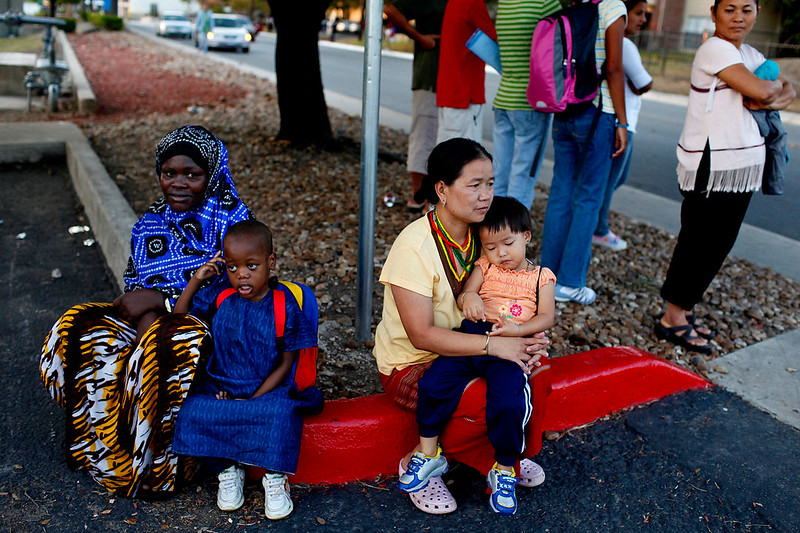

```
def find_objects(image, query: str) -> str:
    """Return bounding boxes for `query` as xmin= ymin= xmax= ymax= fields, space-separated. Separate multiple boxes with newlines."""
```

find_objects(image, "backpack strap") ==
xmin=273 ymin=288 xmax=286 ymax=339
xmin=215 ymin=287 xmax=237 ymax=309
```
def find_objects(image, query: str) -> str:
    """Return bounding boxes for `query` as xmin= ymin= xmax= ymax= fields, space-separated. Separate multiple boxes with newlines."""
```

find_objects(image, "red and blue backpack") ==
xmin=215 ymin=280 xmax=319 ymax=392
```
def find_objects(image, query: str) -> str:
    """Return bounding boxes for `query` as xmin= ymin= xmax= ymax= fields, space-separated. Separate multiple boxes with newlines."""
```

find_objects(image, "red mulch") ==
xmin=68 ymin=31 xmax=247 ymax=119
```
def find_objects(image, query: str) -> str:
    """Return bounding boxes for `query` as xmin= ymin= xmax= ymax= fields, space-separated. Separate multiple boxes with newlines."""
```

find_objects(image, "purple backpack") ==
xmin=526 ymin=0 xmax=602 ymax=114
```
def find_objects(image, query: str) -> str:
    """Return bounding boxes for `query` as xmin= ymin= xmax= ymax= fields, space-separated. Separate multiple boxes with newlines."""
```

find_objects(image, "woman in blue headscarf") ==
xmin=40 ymin=125 xmax=252 ymax=498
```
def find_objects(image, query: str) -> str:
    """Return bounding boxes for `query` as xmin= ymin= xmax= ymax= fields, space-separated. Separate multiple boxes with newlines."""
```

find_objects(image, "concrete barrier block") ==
xmin=279 ymin=347 xmax=708 ymax=485
xmin=0 ymin=52 xmax=36 ymax=96
xmin=543 ymin=346 xmax=709 ymax=432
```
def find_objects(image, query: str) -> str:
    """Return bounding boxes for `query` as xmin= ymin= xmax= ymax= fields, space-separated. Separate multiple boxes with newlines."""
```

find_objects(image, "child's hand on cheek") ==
xmin=194 ymin=251 xmax=225 ymax=281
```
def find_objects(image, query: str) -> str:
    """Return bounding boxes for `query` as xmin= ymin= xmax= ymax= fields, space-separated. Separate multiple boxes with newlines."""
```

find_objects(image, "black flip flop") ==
xmin=686 ymin=313 xmax=716 ymax=340
xmin=654 ymin=320 xmax=713 ymax=355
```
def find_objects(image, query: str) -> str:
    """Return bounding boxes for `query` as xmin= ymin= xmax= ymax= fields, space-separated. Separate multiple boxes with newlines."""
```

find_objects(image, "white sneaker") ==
xmin=217 ymin=465 xmax=245 ymax=511
xmin=263 ymin=472 xmax=293 ymax=520
xmin=554 ymin=283 xmax=597 ymax=305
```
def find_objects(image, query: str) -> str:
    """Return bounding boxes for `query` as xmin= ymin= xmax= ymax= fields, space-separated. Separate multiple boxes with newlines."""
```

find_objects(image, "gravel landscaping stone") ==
xmin=3 ymin=29 xmax=798 ymax=398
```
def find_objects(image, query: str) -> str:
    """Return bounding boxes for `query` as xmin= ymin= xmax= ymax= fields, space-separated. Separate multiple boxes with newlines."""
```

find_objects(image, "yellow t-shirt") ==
xmin=373 ymin=216 xmax=464 ymax=375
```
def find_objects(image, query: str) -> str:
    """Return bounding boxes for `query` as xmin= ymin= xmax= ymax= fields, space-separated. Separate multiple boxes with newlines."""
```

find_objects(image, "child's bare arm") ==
xmin=492 ymin=282 xmax=556 ymax=337
xmin=249 ymin=350 xmax=297 ymax=399
xmin=458 ymin=268 xmax=486 ymax=322
xmin=174 ymin=251 xmax=224 ymax=314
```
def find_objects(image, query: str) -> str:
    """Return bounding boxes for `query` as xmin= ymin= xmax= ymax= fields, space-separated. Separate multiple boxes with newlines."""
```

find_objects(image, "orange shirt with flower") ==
xmin=474 ymin=255 xmax=556 ymax=323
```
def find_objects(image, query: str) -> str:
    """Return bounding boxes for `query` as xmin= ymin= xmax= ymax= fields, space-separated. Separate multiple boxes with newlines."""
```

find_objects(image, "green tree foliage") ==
xmin=227 ymin=0 xmax=271 ymax=18
xmin=330 ymin=0 xmax=361 ymax=15
xmin=88 ymin=12 xmax=124 ymax=30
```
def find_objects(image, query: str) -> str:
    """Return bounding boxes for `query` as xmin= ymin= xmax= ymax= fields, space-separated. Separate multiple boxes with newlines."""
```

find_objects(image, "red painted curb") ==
xmin=543 ymin=346 xmax=709 ymax=431
xmin=251 ymin=347 xmax=708 ymax=484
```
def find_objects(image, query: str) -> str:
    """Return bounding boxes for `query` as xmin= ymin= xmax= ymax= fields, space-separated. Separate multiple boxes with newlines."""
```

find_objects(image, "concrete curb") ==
xmin=57 ymin=29 xmax=96 ymax=115
xmin=0 ymin=121 xmax=135 ymax=291
xmin=288 ymin=347 xmax=707 ymax=484
xmin=0 ymin=52 xmax=36 ymax=97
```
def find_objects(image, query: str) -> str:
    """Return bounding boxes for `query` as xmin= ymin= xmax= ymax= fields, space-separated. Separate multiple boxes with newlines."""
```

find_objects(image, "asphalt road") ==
xmin=135 ymin=23 xmax=800 ymax=243
xmin=1 ymin=158 xmax=799 ymax=531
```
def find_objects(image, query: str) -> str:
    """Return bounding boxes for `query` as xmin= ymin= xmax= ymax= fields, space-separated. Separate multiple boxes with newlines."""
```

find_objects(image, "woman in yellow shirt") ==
xmin=374 ymin=138 xmax=551 ymax=515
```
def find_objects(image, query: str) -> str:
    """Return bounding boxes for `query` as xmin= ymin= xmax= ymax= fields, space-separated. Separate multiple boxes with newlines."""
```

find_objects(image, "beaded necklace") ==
xmin=428 ymin=209 xmax=479 ymax=290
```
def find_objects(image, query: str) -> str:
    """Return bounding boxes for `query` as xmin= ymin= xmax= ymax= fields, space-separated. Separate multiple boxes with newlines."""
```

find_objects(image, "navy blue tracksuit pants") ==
xmin=417 ymin=322 xmax=532 ymax=467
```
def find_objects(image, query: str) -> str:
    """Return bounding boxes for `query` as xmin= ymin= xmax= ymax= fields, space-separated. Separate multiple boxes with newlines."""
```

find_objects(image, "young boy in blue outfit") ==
xmin=172 ymin=220 xmax=322 ymax=520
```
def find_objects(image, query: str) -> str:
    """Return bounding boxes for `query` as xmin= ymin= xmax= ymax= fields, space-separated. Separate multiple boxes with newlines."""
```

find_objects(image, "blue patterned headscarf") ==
xmin=123 ymin=125 xmax=252 ymax=299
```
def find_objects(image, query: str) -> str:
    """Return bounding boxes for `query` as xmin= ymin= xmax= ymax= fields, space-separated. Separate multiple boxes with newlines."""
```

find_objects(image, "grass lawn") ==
xmin=0 ymin=32 xmax=45 ymax=54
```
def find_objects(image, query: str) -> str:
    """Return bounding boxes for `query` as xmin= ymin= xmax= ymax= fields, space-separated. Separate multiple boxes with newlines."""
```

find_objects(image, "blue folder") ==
xmin=466 ymin=28 xmax=502 ymax=74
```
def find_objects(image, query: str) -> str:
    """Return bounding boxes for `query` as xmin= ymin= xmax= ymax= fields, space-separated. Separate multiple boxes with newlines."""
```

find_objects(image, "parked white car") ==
xmin=157 ymin=12 xmax=193 ymax=39
xmin=196 ymin=14 xmax=251 ymax=53
xmin=232 ymin=14 xmax=258 ymax=41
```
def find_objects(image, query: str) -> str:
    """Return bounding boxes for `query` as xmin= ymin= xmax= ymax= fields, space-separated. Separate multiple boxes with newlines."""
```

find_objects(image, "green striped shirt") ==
xmin=493 ymin=0 xmax=562 ymax=110
xmin=594 ymin=0 xmax=627 ymax=114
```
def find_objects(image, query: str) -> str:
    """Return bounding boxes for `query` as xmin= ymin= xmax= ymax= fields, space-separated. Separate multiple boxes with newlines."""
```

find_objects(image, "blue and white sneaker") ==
xmin=554 ymin=283 xmax=597 ymax=305
xmin=398 ymin=448 xmax=449 ymax=493
xmin=487 ymin=465 xmax=519 ymax=515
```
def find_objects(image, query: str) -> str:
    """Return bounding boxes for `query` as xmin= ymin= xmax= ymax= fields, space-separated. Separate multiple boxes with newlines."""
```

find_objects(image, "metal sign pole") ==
xmin=355 ymin=0 xmax=383 ymax=341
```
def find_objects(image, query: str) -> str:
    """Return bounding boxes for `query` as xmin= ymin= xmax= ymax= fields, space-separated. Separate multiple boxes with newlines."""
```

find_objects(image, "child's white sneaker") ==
xmin=262 ymin=472 xmax=293 ymax=520
xmin=217 ymin=465 xmax=245 ymax=511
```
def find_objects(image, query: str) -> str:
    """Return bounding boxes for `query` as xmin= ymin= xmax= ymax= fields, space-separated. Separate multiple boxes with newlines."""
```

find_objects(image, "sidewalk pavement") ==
xmin=1 ymin=33 xmax=799 ymax=532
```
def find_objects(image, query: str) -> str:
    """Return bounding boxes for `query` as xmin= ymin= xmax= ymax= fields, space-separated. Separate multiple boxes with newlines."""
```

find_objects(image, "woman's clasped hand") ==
xmin=489 ymin=332 xmax=548 ymax=374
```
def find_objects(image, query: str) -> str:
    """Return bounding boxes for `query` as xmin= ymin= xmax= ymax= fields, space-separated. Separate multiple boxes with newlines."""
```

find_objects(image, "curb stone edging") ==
xmin=57 ymin=29 xmax=97 ymax=115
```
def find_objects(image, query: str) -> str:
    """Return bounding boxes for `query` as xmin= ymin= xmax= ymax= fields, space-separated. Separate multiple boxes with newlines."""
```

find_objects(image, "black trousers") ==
xmin=661 ymin=145 xmax=753 ymax=310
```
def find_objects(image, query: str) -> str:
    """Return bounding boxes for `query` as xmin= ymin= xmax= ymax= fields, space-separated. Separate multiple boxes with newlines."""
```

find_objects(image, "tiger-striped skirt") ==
xmin=40 ymin=303 xmax=212 ymax=498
